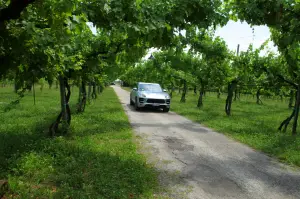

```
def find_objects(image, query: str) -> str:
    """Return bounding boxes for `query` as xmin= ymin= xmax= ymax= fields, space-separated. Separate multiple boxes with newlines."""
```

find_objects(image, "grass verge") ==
xmin=170 ymin=92 xmax=300 ymax=166
xmin=0 ymin=86 xmax=158 ymax=198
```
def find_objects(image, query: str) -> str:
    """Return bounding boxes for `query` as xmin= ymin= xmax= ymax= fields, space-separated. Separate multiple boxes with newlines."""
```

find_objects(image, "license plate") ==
xmin=153 ymin=103 xmax=160 ymax=106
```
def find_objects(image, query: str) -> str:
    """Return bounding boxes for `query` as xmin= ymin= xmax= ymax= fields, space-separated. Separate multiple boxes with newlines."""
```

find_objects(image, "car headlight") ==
xmin=141 ymin=94 xmax=147 ymax=98
xmin=165 ymin=95 xmax=170 ymax=99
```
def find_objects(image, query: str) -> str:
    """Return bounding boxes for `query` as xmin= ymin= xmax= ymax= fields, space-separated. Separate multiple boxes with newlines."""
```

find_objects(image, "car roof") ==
xmin=138 ymin=82 xmax=159 ymax=85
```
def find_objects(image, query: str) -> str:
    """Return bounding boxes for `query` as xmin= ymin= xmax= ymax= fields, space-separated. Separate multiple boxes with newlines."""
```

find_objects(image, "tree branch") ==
xmin=0 ymin=0 xmax=35 ymax=22
xmin=276 ymin=74 xmax=298 ymax=89
xmin=262 ymin=67 xmax=298 ymax=89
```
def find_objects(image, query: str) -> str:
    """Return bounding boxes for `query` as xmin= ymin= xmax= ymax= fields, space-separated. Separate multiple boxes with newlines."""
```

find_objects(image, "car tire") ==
xmin=135 ymin=97 xmax=140 ymax=111
xmin=163 ymin=107 xmax=170 ymax=112
xmin=130 ymin=98 xmax=134 ymax=105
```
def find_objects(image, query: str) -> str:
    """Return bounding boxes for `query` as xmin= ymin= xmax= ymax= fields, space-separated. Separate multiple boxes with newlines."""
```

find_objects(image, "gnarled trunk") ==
xmin=279 ymin=85 xmax=300 ymax=135
xmin=77 ymin=81 xmax=87 ymax=113
xmin=289 ymin=90 xmax=295 ymax=109
xmin=88 ymin=82 xmax=92 ymax=101
xmin=234 ymin=88 xmax=238 ymax=101
xmin=292 ymin=85 xmax=300 ymax=135
xmin=32 ymin=78 xmax=36 ymax=106
xmin=197 ymin=84 xmax=205 ymax=108
xmin=49 ymin=76 xmax=71 ymax=136
xmin=278 ymin=108 xmax=295 ymax=133
xmin=180 ymin=80 xmax=187 ymax=103
xmin=170 ymin=82 xmax=174 ymax=98
xmin=256 ymin=88 xmax=263 ymax=105
xmin=225 ymin=80 xmax=237 ymax=116
xmin=98 ymin=85 xmax=101 ymax=94
xmin=59 ymin=76 xmax=68 ymax=124
xmin=91 ymin=82 xmax=97 ymax=99
xmin=217 ymin=88 xmax=221 ymax=99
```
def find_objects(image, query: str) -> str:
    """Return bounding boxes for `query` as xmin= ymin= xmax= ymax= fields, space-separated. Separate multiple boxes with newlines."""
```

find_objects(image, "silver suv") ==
xmin=130 ymin=82 xmax=170 ymax=112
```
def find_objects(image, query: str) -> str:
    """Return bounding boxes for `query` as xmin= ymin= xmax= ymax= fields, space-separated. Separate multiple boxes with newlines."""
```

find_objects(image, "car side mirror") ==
xmin=163 ymin=89 xmax=167 ymax=92
xmin=133 ymin=88 xmax=137 ymax=91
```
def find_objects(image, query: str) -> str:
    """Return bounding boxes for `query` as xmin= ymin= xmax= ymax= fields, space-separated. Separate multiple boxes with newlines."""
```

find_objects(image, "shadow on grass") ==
xmin=0 ymin=107 xmax=161 ymax=198
xmin=7 ymin=144 xmax=158 ymax=198
xmin=0 ymin=110 xmax=64 ymax=179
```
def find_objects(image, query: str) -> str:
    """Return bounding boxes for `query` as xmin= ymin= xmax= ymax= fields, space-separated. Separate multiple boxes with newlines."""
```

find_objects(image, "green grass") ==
xmin=0 ymin=86 xmax=159 ymax=198
xmin=169 ymin=91 xmax=300 ymax=167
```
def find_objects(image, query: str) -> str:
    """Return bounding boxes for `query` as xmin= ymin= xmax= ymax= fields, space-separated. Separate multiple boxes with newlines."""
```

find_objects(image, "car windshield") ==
xmin=139 ymin=84 xmax=162 ymax=92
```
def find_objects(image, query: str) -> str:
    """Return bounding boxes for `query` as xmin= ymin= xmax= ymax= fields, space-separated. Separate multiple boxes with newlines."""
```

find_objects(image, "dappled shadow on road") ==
xmin=130 ymin=121 xmax=210 ymax=134
xmin=178 ymin=148 xmax=300 ymax=198
xmin=144 ymin=134 xmax=300 ymax=198
xmin=125 ymin=104 xmax=167 ymax=114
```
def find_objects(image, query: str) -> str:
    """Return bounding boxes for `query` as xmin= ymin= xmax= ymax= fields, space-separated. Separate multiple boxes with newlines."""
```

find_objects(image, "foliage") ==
xmin=229 ymin=0 xmax=300 ymax=134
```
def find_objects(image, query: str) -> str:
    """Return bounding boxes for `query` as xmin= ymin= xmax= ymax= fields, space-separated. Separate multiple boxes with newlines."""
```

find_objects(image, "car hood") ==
xmin=139 ymin=91 xmax=169 ymax=99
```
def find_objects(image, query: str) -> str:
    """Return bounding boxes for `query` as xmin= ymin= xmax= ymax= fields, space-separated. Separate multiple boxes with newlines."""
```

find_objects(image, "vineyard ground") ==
xmin=123 ymin=87 xmax=300 ymax=167
xmin=0 ymin=87 xmax=160 ymax=198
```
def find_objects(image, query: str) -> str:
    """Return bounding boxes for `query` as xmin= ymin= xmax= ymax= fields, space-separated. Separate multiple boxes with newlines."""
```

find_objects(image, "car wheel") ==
xmin=130 ymin=98 xmax=134 ymax=105
xmin=135 ymin=97 xmax=140 ymax=111
xmin=163 ymin=107 xmax=170 ymax=112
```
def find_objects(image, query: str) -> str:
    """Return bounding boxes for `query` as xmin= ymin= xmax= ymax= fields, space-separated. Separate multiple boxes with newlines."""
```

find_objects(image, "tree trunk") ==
xmin=292 ymin=85 xmax=300 ymax=135
xmin=77 ymin=81 xmax=87 ymax=113
xmin=78 ymin=83 xmax=82 ymax=103
xmin=225 ymin=80 xmax=237 ymax=116
xmin=55 ymin=80 xmax=58 ymax=89
xmin=279 ymin=85 xmax=300 ymax=135
xmin=180 ymin=80 xmax=187 ymax=103
xmin=33 ymin=79 xmax=36 ymax=106
xmin=98 ymin=85 xmax=101 ymax=94
xmin=278 ymin=108 xmax=295 ymax=133
xmin=197 ymin=84 xmax=205 ymax=108
xmin=49 ymin=76 xmax=71 ymax=136
xmin=234 ymin=88 xmax=238 ymax=101
xmin=256 ymin=88 xmax=263 ymax=105
xmin=14 ymin=73 xmax=23 ymax=93
xmin=88 ymin=82 xmax=92 ymax=101
xmin=194 ymin=86 xmax=197 ymax=95
xmin=59 ymin=76 xmax=68 ymax=124
xmin=170 ymin=82 xmax=174 ymax=98
xmin=217 ymin=88 xmax=221 ymax=99
xmin=14 ymin=71 xmax=18 ymax=93
xmin=289 ymin=90 xmax=295 ymax=109
xmin=91 ymin=82 xmax=97 ymax=99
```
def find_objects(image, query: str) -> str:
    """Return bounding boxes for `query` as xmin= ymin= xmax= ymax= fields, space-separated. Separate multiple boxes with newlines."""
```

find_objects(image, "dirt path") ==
xmin=113 ymin=86 xmax=300 ymax=199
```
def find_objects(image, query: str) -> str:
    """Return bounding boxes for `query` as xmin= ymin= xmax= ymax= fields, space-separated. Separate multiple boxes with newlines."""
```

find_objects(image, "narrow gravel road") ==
xmin=113 ymin=86 xmax=300 ymax=199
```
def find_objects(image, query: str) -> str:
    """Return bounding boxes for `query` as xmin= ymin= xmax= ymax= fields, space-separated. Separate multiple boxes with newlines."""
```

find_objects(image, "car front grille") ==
xmin=139 ymin=98 xmax=145 ymax=103
xmin=146 ymin=99 xmax=166 ymax=104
